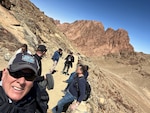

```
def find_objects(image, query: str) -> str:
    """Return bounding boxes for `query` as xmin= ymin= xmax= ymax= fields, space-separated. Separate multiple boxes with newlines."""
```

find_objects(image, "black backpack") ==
xmin=83 ymin=81 xmax=91 ymax=101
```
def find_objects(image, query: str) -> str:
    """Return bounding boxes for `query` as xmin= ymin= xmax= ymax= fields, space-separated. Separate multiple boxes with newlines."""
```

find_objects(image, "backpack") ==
xmin=83 ymin=81 xmax=91 ymax=101
xmin=76 ymin=78 xmax=91 ymax=101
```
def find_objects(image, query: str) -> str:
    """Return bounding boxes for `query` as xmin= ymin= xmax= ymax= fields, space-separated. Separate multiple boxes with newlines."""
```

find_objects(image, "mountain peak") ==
xmin=58 ymin=20 xmax=134 ymax=56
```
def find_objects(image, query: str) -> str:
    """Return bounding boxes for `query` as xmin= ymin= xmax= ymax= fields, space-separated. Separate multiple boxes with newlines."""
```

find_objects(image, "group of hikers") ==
xmin=0 ymin=44 xmax=91 ymax=113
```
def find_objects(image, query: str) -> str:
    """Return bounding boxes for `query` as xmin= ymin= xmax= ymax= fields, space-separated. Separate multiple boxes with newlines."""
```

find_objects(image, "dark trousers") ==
xmin=63 ymin=63 xmax=71 ymax=74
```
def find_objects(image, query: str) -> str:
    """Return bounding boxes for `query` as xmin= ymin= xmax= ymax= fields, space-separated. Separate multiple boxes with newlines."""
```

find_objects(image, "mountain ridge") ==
xmin=57 ymin=20 xmax=134 ymax=56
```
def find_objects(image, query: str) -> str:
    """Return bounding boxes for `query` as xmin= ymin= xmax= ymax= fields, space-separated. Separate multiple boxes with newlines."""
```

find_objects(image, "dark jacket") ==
xmin=0 ymin=83 xmax=49 ymax=113
xmin=0 ymin=86 xmax=36 ymax=113
xmin=34 ymin=54 xmax=42 ymax=76
xmin=0 ymin=72 xmax=49 ymax=113
xmin=34 ymin=54 xmax=44 ymax=82
xmin=65 ymin=55 xmax=74 ymax=67
xmin=84 ymin=71 xmax=89 ymax=79
xmin=52 ymin=51 xmax=61 ymax=62
xmin=69 ymin=76 xmax=86 ymax=103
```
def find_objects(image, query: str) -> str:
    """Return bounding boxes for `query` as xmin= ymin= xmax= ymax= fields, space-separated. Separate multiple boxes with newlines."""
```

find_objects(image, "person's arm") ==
xmin=70 ymin=78 xmax=86 ymax=110
xmin=65 ymin=55 xmax=69 ymax=60
xmin=84 ymin=71 xmax=89 ymax=79
xmin=66 ymin=72 xmax=76 ymax=83
xmin=77 ymin=79 xmax=86 ymax=103
xmin=34 ymin=76 xmax=45 ymax=82
xmin=35 ymin=83 xmax=49 ymax=113
xmin=72 ymin=56 xmax=75 ymax=62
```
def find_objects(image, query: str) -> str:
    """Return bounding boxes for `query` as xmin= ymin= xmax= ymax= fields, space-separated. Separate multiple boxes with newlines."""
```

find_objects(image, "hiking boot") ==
xmin=51 ymin=70 xmax=57 ymax=74
xmin=63 ymin=72 xmax=67 ymax=75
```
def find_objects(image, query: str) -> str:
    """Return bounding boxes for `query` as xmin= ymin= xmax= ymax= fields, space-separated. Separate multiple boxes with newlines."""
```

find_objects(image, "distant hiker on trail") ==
xmin=52 ymin=64 xmax=86 ymax=113
xmin=50 ymin=48 xmax=63 ymax=74
xmin=62 ymin=52 xmax=74 ymax=75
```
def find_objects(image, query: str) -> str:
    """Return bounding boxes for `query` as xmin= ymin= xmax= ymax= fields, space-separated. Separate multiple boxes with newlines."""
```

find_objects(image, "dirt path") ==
xmin=41 ymin=55 xmax=87 ymax=112
xmin=42 ymin=54 xmax=89 ymax=113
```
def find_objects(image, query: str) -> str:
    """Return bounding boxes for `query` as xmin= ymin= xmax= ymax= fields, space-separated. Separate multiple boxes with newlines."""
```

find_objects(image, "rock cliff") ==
xmin=57 ymin=20 xmax=134 ymax=56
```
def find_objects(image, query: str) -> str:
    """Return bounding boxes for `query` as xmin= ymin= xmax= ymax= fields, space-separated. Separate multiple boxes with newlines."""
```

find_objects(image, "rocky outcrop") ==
xmin=0 ymin=0 xmax=11 ymax=10
xmin=9 ymin=0 xmax=74 ymax=52
xmin=0 ymin=0 xmax=74 ymax=55
xmin=0 ymin=26 xmax=21 ymax=51
xmin=57 ymin=20 xmax=134 ymax=56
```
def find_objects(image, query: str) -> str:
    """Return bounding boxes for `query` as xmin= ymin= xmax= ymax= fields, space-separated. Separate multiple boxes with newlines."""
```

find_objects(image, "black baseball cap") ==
xmin=8 ymin=53 xmax=39 ymax=75
xmin=37 ymin=45 xmax=47 ymax=52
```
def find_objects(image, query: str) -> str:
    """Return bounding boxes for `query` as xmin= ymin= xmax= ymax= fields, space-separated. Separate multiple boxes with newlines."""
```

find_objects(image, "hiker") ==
xmin=50 ymin=48 xmax=63 ymax=74
xmin=63 ymin=65 xmax=89 ymax=92
xmin=34 ymin=45 xmax=47 ymax=77
xmin=34 ymin=45 xmax=54 ymax=90
xmin=16 ymin=44 xmax=31 ymax=54
xmin=62 ymin=52 xmax=74 ymax=75
xmin=8 ymin=44 xmax=31 ymax=65
xmin=33 ymin=45 xmax=47 ymax=86
xmin=52 ymin=64 xmax=86 ymax=113
xmin=0 ymin=53 xmax=49 ymax=113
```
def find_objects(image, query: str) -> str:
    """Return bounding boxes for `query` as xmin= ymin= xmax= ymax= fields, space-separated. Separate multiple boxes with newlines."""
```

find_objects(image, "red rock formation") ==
xmin=57 ymin=20 xmax=134 ymax=56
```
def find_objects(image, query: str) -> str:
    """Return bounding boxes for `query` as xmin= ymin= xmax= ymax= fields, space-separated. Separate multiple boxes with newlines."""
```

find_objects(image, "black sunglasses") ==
xmin=8 ymin=70 xmax=36 ymax=81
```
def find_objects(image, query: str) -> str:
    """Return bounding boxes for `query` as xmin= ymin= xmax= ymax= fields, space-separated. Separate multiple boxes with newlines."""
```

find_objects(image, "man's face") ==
xmin=76 ymin=66 xmax=83 ymax=74
xmin=37 ymin=51 xmax=46 ymax=57
xmin=2 ymin=69 xmax=34 ymax=102
xmin=59 ymin=50 xmax=62 ymax=54
xmin=22 ymin=47 xmax=27 ymax=53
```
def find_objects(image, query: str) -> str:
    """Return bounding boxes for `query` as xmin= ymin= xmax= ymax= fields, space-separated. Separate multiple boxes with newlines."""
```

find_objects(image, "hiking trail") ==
xmin=42 ymin=54 xmax=88 ymax=113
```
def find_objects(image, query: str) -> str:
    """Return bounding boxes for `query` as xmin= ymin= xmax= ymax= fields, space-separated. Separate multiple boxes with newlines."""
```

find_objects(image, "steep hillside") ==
xmin=0 ymin=0 xmax=74 ymax=55
xmin=88 ymin=52 xmax=150 ymax=113
xmin=57 ymin=20 xmax=134 ymax=56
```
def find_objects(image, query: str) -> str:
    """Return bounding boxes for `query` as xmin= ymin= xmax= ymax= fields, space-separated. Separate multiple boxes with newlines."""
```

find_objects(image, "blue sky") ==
xmin=31 ymin=0 xmax=150 ymax=54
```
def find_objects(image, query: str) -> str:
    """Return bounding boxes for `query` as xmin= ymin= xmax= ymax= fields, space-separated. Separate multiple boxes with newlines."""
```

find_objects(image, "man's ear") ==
xmin=2 ymin=68 xmax=8 ymax=80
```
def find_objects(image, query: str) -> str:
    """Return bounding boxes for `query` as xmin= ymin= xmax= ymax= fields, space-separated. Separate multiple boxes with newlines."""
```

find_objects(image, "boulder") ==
xmin=4 ymin=52 xmax=11 ymax=61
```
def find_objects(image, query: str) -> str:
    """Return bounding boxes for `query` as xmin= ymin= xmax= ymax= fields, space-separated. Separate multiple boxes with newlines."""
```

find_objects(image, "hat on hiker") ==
xmin=8 ymin=53 xmax=39 ymax=75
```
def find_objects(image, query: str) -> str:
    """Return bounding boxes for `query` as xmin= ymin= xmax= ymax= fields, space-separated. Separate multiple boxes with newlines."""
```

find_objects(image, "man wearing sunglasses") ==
xmin=0 ymin=53 xmax=49 ymax=113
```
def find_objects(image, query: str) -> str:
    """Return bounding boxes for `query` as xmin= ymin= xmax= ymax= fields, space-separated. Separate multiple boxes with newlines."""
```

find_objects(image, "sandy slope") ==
xmin=100 ymin=67 xmax=150 ymax=113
